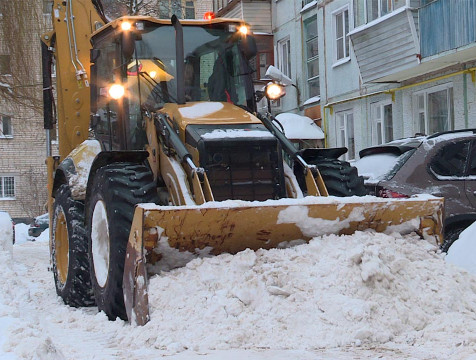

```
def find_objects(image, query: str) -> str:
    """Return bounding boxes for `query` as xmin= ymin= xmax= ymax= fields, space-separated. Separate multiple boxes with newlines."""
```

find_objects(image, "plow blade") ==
xmin=124 ymin=196 xmax=443 ymax=325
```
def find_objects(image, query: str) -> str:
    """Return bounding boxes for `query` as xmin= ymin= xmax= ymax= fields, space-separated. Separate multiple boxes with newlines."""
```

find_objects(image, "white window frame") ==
xmin=0 ymin=115 xmax=13 ymax=138
xmin=370 ymin=100 xmax=393 ymax=145
xmin=333 ymin=5 xmax=351 ymax=66
xmin=336 ymin=110 xmax=355 ymax=160
xmin=413 ymin=83 xmax=454 ymax=136
xmin=304 ymin=16 xmax=320 ymax=98
xmin=277 ymin=37 xmax=292 ymax=78
xmin=363 ymin=0 xmax=406 ymax=24
xmin=0 ymin=175 xmax=16 ymax=199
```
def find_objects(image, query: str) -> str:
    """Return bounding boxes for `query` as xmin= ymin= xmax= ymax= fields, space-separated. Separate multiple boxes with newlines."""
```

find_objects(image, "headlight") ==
xmin=265 ymin=83 xmax=286 ymax=101
xmin=238 ymin=25 xmax=249 ymax=35
xmin=121 ymin=21 xmax=132 ymax=31
xmin=109 ymin=84 xmax=125 ymax=99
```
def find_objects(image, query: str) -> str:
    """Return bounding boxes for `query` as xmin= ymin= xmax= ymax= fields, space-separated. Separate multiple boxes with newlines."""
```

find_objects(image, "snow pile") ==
xmin=114 ymin=231 xmax=476 ymax=357
xmin=446 ymin=221 xmax=476 ymax=275
xmin=0 ymin=211 xmax=13 ymax=255
xmin=275 ymin=113 xmax=324 ymax=140
xmin=353 ymin=152 xmax=399 ymax=182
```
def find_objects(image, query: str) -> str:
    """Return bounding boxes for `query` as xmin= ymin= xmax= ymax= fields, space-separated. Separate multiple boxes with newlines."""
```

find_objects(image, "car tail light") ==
xmin=378 ymin=188 xmax=410 ymax=198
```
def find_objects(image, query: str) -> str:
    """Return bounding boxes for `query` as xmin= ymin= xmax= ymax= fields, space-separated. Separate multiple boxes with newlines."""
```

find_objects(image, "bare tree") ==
xmin=101 ymin=0 xmax=195 ymax=19
xmin=0 ymin=1 xmax=43 ymax=115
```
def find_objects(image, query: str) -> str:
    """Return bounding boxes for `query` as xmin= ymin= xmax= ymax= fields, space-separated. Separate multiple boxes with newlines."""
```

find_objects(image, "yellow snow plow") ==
xmin=124 ymin=196 xmax=443 ymax=325
xmin=41 ymin=0 xmax=444 ymax=326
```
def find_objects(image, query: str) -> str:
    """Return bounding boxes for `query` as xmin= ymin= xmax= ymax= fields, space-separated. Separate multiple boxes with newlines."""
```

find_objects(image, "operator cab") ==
xmin=90 ymin=17 xmax=257 ymax=151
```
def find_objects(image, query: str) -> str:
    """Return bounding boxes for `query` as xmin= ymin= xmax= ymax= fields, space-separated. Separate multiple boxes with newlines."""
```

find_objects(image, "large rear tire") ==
xmin=51 ymin=184 xmax=95 ymax=307
xmin=303 ymin=158 xmax=367 ymax=197
xmin=86 ymin=163 xmax=157 ymax=320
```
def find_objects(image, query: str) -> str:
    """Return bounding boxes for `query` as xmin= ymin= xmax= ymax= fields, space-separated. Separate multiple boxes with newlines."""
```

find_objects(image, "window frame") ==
xmin=0 ymin=115 xmax=13 ymax=138
xmin=332 ymin=5 xmax=351 ymax=66
xmin=413 ymin=83 xmax=454 ymax=136
xmin=0 ymin=55 xmax=12 ymax=76
xmin=336 ymin=109 xmax=355 ymax=160
xmin=277 ymin=36 xmax=292 ymax=78
xmin=0 ymin=175 xmax=16 ymax=199
xmin=304 ymin=16 xmax=320 ymax=98
xmin=370 ymin=100 xmax=393 ymax=145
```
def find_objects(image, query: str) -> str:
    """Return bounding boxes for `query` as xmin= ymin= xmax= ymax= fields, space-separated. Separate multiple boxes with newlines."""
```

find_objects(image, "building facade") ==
xmin=319 ymin=0 xmax=476 ymax=160
xmin=0 ymin=1 xmax=51 ymax=219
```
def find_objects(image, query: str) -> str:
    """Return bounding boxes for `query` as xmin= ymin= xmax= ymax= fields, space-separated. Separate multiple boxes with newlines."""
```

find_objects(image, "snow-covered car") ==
xmin=354 ymin=129 xmax=476 ymax=251
xmin=0 ymin=211 xmax=15 ymax=244
xmin=28 ymin=213 xmax=49 ymax=238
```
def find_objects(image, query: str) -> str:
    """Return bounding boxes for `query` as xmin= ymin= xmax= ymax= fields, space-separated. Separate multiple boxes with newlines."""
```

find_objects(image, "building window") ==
xmin=334 ymin=6 xmax=350 ymax=63
xmin=159 ymin=0 xmax=195 ymax=19
xmin=43 ymin=0 xmax=53 ymax=14
xmin=0 ymin=176 xmax=15 ymax=199
xmin=354 ymin=0 xmax=406 ymax=26
xmin=304 ymin=17 xmax=319 ymax=98
xmin=0 ymin=55 xmax=11 ymax=75
xmin=277 ymin=37 xmax=291 ymax=78
xmin=414 ymin=84 xmax=454 ymax=135
xmin=0 ymin=115 xmax=13 ymax=138
xmin=336 ymin=110 xmax=355 ymax=160
xmin=370 ymin=101 xmax=393 ymax=145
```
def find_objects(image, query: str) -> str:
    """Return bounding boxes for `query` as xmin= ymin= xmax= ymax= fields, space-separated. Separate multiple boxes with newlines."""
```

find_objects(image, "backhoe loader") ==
xmin=41 ymin=0 xmax=444 ymax=325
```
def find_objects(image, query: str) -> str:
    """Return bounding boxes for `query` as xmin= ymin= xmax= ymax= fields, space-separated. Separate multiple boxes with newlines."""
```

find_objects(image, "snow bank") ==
xmin=0 ymin=212 xmax=13 ymax=255
xmin=116 ymin=231 xmax=476 ymax=357
xmin=446 ymin=221 xmax=476 ymax=275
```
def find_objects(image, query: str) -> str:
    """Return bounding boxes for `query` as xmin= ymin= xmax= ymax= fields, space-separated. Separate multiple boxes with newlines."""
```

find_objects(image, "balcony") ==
xmin=349 ymin=6 xmax=420 ymax=84
xmin=216 ymin=0 xmax=272 ymax=34
xmin=420 ymin=0 xmax=476 ymax=58
xmin=350 ymin=0 xmax=476 ymax=84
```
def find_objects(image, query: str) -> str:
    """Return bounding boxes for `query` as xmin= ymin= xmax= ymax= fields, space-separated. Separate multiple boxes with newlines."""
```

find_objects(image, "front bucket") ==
xmin=124 ymin=195 xmax=443 ymax=324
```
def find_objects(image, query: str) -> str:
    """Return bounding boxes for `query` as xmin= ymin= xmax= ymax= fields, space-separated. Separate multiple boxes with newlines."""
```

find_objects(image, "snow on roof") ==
xmin=301 ymin=0 xmax=318 ymax=13
xmin=275 ymin=113 xmax=324 ymax=140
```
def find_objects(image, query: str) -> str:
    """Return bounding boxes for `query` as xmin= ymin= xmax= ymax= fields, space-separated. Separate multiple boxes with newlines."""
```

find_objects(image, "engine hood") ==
xmin=160 ymin=102 xmax=262 ymax=131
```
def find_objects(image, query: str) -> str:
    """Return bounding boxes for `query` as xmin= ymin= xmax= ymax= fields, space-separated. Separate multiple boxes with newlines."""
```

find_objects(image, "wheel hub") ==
xmin=54 ymin=209 xmax=69 ymax=286
xmin=91 ymin=200 xmax=110 ymax=288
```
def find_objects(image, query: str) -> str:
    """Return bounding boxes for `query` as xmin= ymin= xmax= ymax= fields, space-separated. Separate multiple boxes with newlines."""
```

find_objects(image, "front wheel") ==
xmin=51 ymin=184 xmax=95 ymax=307
xmin=87 ymin=163 xmax=157 ymax=320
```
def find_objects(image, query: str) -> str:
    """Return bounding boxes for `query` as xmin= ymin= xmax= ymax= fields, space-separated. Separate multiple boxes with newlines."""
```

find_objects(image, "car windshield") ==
xmin=128 ymin=25 xmax=253 ymax=110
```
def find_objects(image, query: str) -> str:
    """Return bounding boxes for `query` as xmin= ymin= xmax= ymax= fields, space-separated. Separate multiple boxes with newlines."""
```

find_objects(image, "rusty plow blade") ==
xmin=123 ymin=195 xmax=443 ymax=325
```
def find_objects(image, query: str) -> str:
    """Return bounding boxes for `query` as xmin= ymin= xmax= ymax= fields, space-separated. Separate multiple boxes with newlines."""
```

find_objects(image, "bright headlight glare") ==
xmin=239 ymin=25 xmax=249 ymax=35
xmin=266 ymin=83 xmax=285 ymax=100
xmin=121 ymin=21 xmax=132 ymax=31
xmin=109 ymin=84 xmax=125 ymax=99
xmin=150 ymin=70 xmax=157 ymax=78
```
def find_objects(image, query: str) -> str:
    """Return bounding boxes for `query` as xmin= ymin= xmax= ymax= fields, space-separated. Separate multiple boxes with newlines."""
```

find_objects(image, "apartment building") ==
xmin=0 ymin=1 xmax=51 ymax=219
xmin=318 ymin=0 xmax=476 ymax=160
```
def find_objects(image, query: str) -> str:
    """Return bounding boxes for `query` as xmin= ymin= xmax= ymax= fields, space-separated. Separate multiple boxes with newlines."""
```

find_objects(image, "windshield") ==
xmin=129 ymin=25 xmax=254 ymax=110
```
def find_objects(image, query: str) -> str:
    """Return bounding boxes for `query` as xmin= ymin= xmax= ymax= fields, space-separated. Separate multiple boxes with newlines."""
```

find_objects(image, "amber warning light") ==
xmin=203 ymin=11 xmax=216 ymax=20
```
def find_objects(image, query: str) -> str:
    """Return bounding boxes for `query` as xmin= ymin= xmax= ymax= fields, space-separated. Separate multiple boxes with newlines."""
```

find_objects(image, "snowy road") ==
xmin=1 ymin=224 xmax=476 ymax=359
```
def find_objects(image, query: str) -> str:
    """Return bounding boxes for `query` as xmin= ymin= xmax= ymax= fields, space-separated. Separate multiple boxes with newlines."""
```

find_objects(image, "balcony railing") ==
xmin=420 ymin=0 xmax=476 ymax=58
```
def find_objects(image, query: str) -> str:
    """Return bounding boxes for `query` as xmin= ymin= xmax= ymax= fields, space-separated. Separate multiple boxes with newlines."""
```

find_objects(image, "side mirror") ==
xmin=264 ymin=65 xmax=293 ymax=86
xmin=241 ymin=36 xmax=257 ymax=60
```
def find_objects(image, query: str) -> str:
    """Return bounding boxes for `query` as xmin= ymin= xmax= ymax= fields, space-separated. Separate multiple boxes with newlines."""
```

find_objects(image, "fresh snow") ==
xmin=353 ymin=153 xmax=399 ymax=181
xmin=275 ymin=113 xmax=324 ymax=140
xmin=446 ymin=221 xmax=476 ymax=275
xmin=179 ymin=102 xmax=224 ymax=118
xmin=2 ymin=216 xmax=476 ymax=359
xmin=201 ymin=129 xmax=274 ymax=139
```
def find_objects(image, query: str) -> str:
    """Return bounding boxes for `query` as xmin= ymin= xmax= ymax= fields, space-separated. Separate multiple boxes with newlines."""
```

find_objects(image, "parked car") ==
xmin=354 ymin=129 xmax=476 ymax=251
xmin=0 ymin=211 xmax=15 ymax=244
xmin=28 ymin=213 xmax=49 ymax=238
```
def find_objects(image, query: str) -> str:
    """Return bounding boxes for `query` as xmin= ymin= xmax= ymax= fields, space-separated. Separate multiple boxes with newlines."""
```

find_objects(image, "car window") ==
xmin=468 ymin=140 xmax=476 ymax=176
xmin=430 ymin=140 xmax=470 ymax=177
